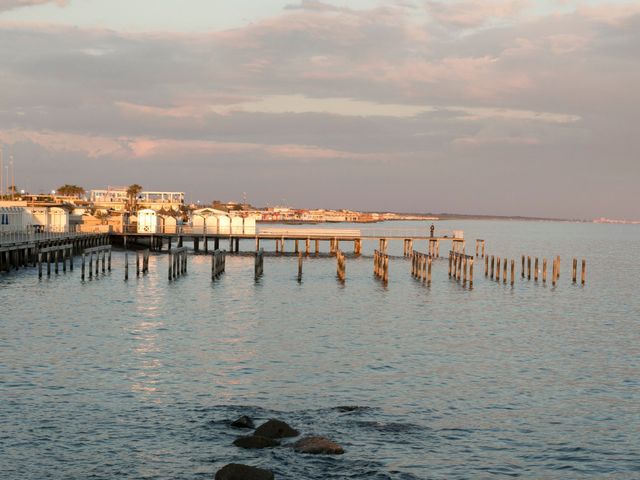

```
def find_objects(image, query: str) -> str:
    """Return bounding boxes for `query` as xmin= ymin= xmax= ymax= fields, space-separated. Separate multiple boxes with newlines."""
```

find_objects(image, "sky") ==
xmin=0 ymin=0 xmax=639 ymax=219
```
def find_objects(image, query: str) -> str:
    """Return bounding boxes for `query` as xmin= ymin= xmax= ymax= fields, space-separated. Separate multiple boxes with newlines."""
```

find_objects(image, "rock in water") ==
xmin=233 ymin=435 xmax=280 ymax=449
xmin=293 ymin=436 xmax=344 ymax=455
xmin=254 ymin=419 xmax=299 ymax=439
xmin=231 ymin=415 xmax=255 ymax=429
xmin=215 ymin=463 xmax=274 ymax=480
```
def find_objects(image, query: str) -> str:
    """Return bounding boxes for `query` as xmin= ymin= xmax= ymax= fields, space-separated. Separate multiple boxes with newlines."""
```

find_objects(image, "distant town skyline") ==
xmin=1 ymin=0 xmax=639 ymax=220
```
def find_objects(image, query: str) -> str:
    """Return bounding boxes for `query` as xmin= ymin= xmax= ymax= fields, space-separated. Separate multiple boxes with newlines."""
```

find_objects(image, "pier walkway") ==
xmin=113 ymin=226 xmax=465 ymax=255
xmin=0 ymin=231 xmax=109 ymax=272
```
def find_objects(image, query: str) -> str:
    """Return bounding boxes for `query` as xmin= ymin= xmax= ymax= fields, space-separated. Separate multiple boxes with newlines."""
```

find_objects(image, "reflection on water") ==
xmin=1 ymin=221 xmax=639 ymax=479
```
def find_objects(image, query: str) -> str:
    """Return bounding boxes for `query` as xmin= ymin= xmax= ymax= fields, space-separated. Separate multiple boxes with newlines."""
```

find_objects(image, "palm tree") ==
xmin=126 ymin=184 xmax=143 ymax=212
xmin=57 ymin=184 xmax=85 ymax=197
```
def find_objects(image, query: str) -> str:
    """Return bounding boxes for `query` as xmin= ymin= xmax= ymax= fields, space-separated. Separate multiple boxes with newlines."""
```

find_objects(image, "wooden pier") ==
xmin=1 ymin=233 xmax=109 ymax=275
xmin=113 ymin=227 xmax=464 ymax=256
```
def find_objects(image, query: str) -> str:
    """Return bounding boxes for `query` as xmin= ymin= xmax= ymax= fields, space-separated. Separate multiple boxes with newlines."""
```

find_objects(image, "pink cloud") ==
xmin=425 ymin=0 xmax=529 ymax=28
xmin=0 ymin=128 xmax=370 ymax=162
xmin=0 ymin=0 xmax=67 ymax=12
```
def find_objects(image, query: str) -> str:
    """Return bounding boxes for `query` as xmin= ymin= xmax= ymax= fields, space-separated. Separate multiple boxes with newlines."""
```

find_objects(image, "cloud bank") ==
xmin=1 ymin=0 xmax=639 ymax=218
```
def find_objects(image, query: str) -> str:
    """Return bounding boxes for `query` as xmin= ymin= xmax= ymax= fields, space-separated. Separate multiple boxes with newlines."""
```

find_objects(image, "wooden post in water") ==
xmin=556 ymin=256 xmax=561 ymax=278
xmin=484 ymin=255 xmax=489 ymax=277
xmin=448 ymin=252 xmax=452 ymax=277
xmin=306 ymin=238 xmax=310 ymax=256
xmin=295 ymin=239 xmax=299 ymax=254
xmin=521 ymin=255 xmax=525 ymax=278
xmin=427 ymin=255 xmax=432 ymax=285
xmin=168 ymin=252 xmax=173 ymax=281
xmin=383 ymin=254 xmax=388 ymax=284
xmin=80 ymin=253 xmax=85 ymax=280
xmin=490 ymin=255 xmax=495 ymax=279
xmin=503 ymin=258 xmax=507 ymax=284
xmin=510 ymin=259 xmax=515 ymax=286
xmin=463 ymin=256 xmax=467 ymax=284
xmin=124 ymin=251 xmax=129 ymax=281
xmin=469 ymin=257 xmax=474 ymax=288
xmin=496 ymin=257 xmax=501 ymax=282
xmin=552 ymin=257 xmax=557 ymax=286
xmin=534 ymin=258 xmax=539 ymax=282
xmin=527 ymin=256 xmax=531 ymax=280
xmin=87 ymin=252 xmax=92 ymax=279
xmin=298 ymin=252 xmax=303 ymax=282
xmin=572 ymin=258 xmax=577 ymax=283
xmin=543 ymin=259 xmax=547 ymax=283
xmin=581 ymin=259 xmax=586 ymax=285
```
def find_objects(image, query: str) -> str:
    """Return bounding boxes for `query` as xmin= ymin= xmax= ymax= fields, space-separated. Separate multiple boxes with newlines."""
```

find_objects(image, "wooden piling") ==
xmin=534 ymin=257 xmax=539 ymax=282
xmin=581 ymin=259 xmax=586 ymax=285
xmin=510 ymin=259 xmax=515 ymax=286
xmin=298 ymin=252 xmax=303 ymax=282
xmin=428 ymin=255 xmax=432 ymax=285
xmin=543 ymin=259 xmax=547 ymax=283
xmin=521 ymin=255 xmax=525 ymax=278
xmin=572 ymin=258 xmax=577 ymax=283
xmin=527 ymin=256 xmax=531 ymax=280
xmin=503 ymin=257 xmax=507 ymax=284
xmin=485 ymin=254 xmax=489 ymax=277
xmin=491 ymin=255 xmax=495 ymax=279
xmin=496 ymin=257 xmax=501 ymax=282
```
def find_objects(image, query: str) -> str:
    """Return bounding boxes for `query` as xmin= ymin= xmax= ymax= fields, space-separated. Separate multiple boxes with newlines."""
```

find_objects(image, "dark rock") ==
xmin=215 ymin=463 xmax=274 ymax=480
xmin=231 ymin=415 xmax=255 ymax=429
xmin=293 ymin=436 xmax=344 ymax=455
xmin=254 ymin=419 xmax=299 ymax=439
xmin=335 ymin=405 xmax=368 ymax=412
xmin=233 ymin=435 xmax=280 ymax=449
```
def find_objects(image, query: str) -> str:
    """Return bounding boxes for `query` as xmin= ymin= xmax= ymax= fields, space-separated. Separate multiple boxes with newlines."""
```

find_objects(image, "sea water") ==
xmin=1 ymin=220 xmax=639 ymax=479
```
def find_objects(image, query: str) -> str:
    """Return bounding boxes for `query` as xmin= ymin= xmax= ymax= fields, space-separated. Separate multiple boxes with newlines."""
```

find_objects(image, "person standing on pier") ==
xmin=430 ymin=224 xmax=435 ymax=237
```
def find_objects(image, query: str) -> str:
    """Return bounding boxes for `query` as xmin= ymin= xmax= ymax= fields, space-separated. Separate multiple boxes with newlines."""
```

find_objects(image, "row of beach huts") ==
xmin=0 ymin=203 xmax=258 ymax=235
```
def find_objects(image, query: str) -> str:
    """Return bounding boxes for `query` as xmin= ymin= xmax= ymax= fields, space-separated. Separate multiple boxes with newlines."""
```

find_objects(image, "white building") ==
xmin=137 ymin=209 xmax=161 ymax=234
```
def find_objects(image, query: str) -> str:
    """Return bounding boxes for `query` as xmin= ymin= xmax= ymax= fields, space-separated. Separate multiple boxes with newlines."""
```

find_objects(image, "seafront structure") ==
xmin=89 ymin=187 xmax=184 ymax=212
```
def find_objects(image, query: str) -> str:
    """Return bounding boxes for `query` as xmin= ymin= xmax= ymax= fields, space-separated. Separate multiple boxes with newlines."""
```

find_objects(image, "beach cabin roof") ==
xmin=193 ymin=207 xmax=228 ymax=216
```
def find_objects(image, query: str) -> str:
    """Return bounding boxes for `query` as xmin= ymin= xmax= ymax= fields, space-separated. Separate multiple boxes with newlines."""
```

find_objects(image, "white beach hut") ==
xmin=230 ymin=216 xmax=244 ymax=235
xmin=48 ymin=207 xmax=69 ymax=232
xmin=137 ymin=209 xmax=160 ymax=234
xmin=0 ymin=206 xmax=26 ymax=232
xmin=160 ymin=215 xmax=178 ymax=234
xmin=217 ymin=215 xmax=231 ymax=234
xmin=243 ymin=216 xmax=257 ymax=235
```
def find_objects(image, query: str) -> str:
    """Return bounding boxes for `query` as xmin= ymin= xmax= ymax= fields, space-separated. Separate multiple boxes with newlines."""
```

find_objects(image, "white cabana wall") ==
xmin=49 ymin=207 xmax=69 ymax=232
xmin=204 ymin=216 xmax=218 ymax=233
xmin=217 ymin=215 xmax=231 ymax=234
xmin=159 ymin=215 xmax=181 ymax=234
xmin=0 ymin=207 xmax=27 ymax=232
xmin=230 ymin=216 xmax=244 ymax=234
xmin=137 ymin=209 xmax=160 ymax=234
xmin=26 ymin=207 xmax=49 ymax=228
xmin=243 ymin=216 xmax=257 ymax=235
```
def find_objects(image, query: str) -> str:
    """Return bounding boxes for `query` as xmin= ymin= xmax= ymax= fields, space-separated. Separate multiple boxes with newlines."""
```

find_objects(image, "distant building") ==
xmin=89 ymin=187 xmax=184 ymax=211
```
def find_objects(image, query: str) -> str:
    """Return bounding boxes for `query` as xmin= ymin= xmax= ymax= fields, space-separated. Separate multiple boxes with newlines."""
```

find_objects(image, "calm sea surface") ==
xmin=1 ymin=220 xmax=639 ymax=479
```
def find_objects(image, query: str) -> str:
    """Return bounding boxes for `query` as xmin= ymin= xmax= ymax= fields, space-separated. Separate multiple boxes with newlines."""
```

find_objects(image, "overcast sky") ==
xmin=1 ymin=0 xmax=638 ymax=219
